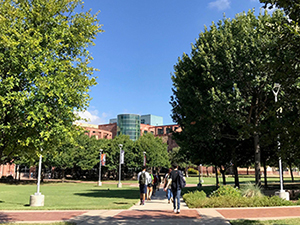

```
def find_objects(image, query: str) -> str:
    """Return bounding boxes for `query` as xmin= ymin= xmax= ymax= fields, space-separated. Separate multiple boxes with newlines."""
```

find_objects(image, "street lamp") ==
xmin=118 ymin=144 xmax=123 ymax=188
xmin=98 ymin=149 xmax=103 ymax=186
xmin=197 ymin=164 xmax=202 ymax=188
xmin=143 ymin=151 xmax=146 ymax=166
xmin=272 ymin=83 xmax=289 ymax=200
xmin=30 ymin=148 xmax=45 ymax=206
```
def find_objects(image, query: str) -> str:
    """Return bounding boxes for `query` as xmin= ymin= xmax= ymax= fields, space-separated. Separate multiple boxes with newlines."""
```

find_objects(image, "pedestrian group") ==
xmin=138 ymin=163 xmax=186 ymax=214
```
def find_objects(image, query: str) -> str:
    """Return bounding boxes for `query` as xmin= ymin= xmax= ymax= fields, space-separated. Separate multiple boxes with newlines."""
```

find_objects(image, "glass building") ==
xmin=117 ymin=114 xmax=141 ymax=141
xmin=141 ymin=114 xmax=163 ymax=126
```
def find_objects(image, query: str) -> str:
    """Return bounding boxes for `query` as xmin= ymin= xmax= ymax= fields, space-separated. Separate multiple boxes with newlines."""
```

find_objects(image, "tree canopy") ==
xmin=0 ymin=0 xmax=102 ymax=163
xmin=170 ymin=9 xmax=298 ymax=186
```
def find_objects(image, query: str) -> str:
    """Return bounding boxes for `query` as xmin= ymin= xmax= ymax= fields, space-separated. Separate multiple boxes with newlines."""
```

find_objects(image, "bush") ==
xmin=188 ymin=168 xmax=199 ymax=175
xmin=240 ymin=183 xmax=263 ymax=198
xmin=183 ymin=186 xmax=295 ymax=208
xmin=183 ymin=190 xmax=207 ymax=208
xmin=210 ymin=185 xmax=241 ymax=198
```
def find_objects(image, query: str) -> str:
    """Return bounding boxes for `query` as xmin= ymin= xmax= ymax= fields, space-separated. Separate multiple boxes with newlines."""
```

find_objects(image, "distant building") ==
xmin=117 ymin=114 xmax=141 ymax=141
xmin=76 ymin=114 xmax=181 ymax=152
xmin=141 ymin=114 xmax=163 ymax=126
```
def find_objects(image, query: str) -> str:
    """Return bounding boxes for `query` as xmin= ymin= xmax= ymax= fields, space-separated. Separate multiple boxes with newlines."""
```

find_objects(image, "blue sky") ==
xmin=77 ymin=0 xmax=270 ymax=125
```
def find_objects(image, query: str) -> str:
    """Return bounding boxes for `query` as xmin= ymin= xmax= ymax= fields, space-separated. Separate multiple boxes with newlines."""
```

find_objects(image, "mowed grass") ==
xmin=185 ymin=176 xmax=300 ymax=185
xmin=0 ymin=182 xmax=139 ymax=210
xmin=231 ymin=218 xmax=300 ymax=225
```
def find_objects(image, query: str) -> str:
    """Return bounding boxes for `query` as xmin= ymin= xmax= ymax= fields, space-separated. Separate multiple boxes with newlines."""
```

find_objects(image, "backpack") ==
xmin=154 ymin=175 xmax=158 ymax=184
xmin=139 ymin=172 xmax=146 ymax=185
xmin=179 ymin=171 xmax=186 ymax=188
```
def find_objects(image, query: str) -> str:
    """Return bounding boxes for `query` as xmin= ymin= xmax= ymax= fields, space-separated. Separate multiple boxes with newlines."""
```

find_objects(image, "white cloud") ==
xmin=208 ymin=0 xmax=231 ymax=11
xmin=76 ymin=110 xmax=108 ymax=125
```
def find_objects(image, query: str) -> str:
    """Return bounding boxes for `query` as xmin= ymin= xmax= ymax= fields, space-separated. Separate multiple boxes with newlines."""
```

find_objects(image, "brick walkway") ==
xmin=217 ymin=206 xmax=300 ymax=219
xmin=0 ymin=210 xmax=87 ymax=223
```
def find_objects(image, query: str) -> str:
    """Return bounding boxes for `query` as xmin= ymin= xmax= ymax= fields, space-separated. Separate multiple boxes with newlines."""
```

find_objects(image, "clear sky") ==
xmin=76 ymin=0 xmax=271 ymax=125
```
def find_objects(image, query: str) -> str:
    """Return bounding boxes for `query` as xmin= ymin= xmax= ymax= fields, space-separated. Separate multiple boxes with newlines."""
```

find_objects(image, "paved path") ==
xmin=1 ymin=187 xmax=300 ymax=224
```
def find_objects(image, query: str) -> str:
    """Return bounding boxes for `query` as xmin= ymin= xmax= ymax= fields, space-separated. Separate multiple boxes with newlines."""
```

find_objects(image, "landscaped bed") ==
xmin=183 ymin=184 xmax=300 ymax=208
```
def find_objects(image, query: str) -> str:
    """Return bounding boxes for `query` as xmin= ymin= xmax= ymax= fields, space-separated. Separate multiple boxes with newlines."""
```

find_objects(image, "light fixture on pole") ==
xmin=98 ymin=149 xmax=103 ymax=186
xmin=30 ymin=148 xmax=45 ymax=206
xmin=118 ymin=144 xmax=123 ymax=188
xmin=272 ymin=83 xmax=289 ymax=200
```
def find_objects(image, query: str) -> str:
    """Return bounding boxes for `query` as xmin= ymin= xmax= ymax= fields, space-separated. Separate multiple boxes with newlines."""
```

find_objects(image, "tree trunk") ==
xmin=233 ymin=165 xmax=239 ymax=188
xmin=263 ymin=159 xmax=268 ymax=188
xmin=206 ymin=166 xmax=209 ymax=176
xmin=289 ymin=162 xmax=294 ymax=182
xmin=62 ymin=169 xmax=65 ymax=183
xmin=215 ymin=165 xmax=219 ymax=188
xmin=220 ymin=166 xmax=226 ymax=185
xmin=232 ymin=146 xmax=239 ymax=188
xmin=254 ymin=131 xmax=261 ymax=186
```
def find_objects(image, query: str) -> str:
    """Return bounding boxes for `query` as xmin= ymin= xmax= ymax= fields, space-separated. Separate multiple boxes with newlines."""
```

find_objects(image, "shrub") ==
xmin=240 ymin=183 xmax=263 ymax=198
xmin=210 ymin=185 xmax=241 ymax=198
xmin=188 ymin=168 xmax=199 ymax=175
xmin=183 ymin=190 xmax=207 ymax=208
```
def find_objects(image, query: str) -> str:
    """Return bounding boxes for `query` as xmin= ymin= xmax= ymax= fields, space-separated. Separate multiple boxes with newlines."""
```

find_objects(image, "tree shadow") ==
xmin=74 ymin=189 xmax=139 ymax=199
xmin=0 ymin=212 xmax=13 ymax=223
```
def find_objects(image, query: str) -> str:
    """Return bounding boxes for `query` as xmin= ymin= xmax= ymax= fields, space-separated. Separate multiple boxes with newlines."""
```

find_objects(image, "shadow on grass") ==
xmin=230 ymin=219 xmax=265 ymax=225
xmin=74 ymin=189 xmax=139 ymax=199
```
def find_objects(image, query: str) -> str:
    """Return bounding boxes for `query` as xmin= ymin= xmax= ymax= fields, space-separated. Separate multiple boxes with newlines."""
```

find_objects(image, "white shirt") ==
xmin=137 ymin=171 xmax=151 ymax=185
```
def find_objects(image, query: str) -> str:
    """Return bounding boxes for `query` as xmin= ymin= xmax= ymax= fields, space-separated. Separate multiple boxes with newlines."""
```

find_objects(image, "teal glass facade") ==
xmin=117 ymin=114 xmax=141 ymax=141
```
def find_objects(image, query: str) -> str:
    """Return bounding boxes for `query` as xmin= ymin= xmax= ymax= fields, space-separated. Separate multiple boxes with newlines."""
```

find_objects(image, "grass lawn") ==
xmin=186 ymin=176 xmax=300 ymax=186
xmin=0 ymin=182 xmax=139 ymax=210
xmin=230 ymin=218 xmax=300 ymax=225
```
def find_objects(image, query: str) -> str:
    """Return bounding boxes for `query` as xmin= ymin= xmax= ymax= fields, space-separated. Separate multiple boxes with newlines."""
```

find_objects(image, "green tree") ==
xmin=170 ymin=10 xmax=288 ymax=186
xmin=0 ymin=0 xmax=102 ymax=163
xmin=137 ymin=133 xmax=170 ymax=169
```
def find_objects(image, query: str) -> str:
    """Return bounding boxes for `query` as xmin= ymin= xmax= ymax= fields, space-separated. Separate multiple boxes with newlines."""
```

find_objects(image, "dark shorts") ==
xmin=139 ymin=184 xmax=147 ymax=194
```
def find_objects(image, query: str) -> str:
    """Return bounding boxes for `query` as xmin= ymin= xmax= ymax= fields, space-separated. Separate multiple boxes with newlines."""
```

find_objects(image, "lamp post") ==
xmin=197 ymin=164 xmax=202 ymax=188
xmin=30 ymin=148 xmax=45 ymax=206
xmin=143 ymin=151 xmax=146 ymax=166
xmin=272 ymin=83 xmax=289 ymax=200
xmin=98 ymin=149 xmax=103 ymax=186
xmin=118 ymin=144 xmax=123 ymax=188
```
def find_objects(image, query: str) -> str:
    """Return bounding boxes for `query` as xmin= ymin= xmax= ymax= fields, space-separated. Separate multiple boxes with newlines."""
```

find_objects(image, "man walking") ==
xmin=137 ymin=166 xmax=151 ymax=205
xmin=164 ymin=163 xmax=183 ymax=214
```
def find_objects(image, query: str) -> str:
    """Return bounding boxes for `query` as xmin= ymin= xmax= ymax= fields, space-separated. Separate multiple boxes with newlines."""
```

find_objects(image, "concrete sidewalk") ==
xmin=69 ymin=188 xmax=230 ymax=225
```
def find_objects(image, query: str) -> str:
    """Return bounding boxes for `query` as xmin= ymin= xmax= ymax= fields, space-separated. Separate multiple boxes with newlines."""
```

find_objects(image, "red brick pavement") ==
xmin=112 ymin=210 xmax=201 ymax=220
xmin=217 ymin=207 xmax=300 ymax=219
xmin=0 ymin=211 xmax=87 ymax=223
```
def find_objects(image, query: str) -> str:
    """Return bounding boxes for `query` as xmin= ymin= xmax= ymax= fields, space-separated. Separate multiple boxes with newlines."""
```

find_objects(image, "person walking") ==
xmin=137 ymin=166 xmax=151 ymax=205
xmin=164 ymin=168 xmax=173 ymax=204
xmin=164 ymin=163 xmax=183 ymax=214
xmin=147 ymin=171 xmax=154 ymax=200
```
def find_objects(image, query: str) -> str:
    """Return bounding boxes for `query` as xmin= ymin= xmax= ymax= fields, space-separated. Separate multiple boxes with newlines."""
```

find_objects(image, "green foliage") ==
xmin=136 ymin=133 xmax=170 ymax=168
xmin=0 ymin=0 xmax=102 ymax=163
xmin=183 ymin=188 xmax=295 ymax=208
xmin=170 ymin=6 xmax=298 ymax=188
xmin=240 ymin=183 xmax=263 ymax=198
xmin=188 ymin=168 xmax=199 ymax=175
xmin=209 ymin=185 xmax=241 ymax=198
xmin=182 ymin=190 xmax=207 ymax=208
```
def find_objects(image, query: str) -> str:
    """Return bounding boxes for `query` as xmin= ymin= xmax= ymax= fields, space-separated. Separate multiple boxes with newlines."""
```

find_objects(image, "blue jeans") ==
xmin=172 ymin=189 xmax=181 ymax=210
xmin=167 ymin=188 xmax=173 ymax=201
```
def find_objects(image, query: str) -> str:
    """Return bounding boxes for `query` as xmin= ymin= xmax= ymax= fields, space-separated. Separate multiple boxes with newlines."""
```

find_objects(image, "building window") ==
xmin=166 ymin=128 xmax=172 ymax=134
xmin=158 ymin=129 xmax=164 ymax=135
xmin=144 ymin=130 xmax=148 ymax=134
xmin=141 ymin=119 xmax=145 ymax=124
